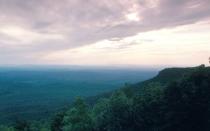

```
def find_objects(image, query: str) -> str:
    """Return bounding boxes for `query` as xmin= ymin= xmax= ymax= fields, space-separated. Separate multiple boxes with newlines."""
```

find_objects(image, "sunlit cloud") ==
xmin=43 ymin=21 xmax=210 ymax=66
xmin=125 ymin=12 xmax=140 ymax=22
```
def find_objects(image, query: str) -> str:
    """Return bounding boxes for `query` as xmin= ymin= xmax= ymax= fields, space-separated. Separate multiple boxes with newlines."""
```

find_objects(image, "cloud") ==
xmin=0 ymin=0 xmax=210 ymax=64
xmin=0 ymin=25 xmax=64 ymax=45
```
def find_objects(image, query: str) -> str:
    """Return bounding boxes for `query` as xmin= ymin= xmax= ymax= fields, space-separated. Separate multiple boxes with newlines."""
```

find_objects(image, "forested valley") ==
xmin=1 ymin=65 xmax=210 ymax=131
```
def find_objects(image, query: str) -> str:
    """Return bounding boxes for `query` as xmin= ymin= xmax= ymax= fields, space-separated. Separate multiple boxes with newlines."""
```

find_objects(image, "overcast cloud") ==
xmin=0 ymin=0 xmax=210 ymax=65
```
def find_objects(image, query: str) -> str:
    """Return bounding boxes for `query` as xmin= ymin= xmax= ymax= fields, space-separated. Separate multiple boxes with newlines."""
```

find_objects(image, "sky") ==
xmin=0 ymin=0 xmax=210 ymax=67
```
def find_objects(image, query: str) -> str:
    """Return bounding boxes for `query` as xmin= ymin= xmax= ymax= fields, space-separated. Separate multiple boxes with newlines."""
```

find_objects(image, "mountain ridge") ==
xmin=87 ymin=65 xmax=210 ymax=105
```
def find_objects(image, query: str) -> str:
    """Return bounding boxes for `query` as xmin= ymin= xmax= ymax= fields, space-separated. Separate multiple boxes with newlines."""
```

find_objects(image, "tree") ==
xmin=163 ymin=67 xmax=210 ymax=131
xmin=51 ymin=112 xmax=64 ymax=131
xmin=0 ymin=125 xmax=15 ymax=131
xmin=108 ymin=91 xmax=133 ymax=131
xmin=30 ymin=121 xmax=50 ymax=131
xmin=92 ymin=91 xmax=133 ymax=131
xmin=209 ymin=57 xmax=210 ymax=64
xmin=62 ymin=97 xmax=93 ymax=131
xmin=132 ymin=83 xmax=165 ymax=131
xmin=91 ymin=98 xmax=110 ymax=131
xmin=14 ymin=120 xmax=30 ymax=131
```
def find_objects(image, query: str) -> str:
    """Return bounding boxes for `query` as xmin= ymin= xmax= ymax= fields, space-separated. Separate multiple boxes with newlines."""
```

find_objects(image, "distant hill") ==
xmin=128 ymin=65 xmax=209 ymax=91
xmin=87 ymin=65 xmax=210 ymax=104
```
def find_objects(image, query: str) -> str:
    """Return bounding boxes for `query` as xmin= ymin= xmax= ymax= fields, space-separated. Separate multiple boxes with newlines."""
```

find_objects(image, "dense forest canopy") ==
xmin=1 ymin=65 xmax=210 ymax=131
xmin=0 ymin=69 xmax=156 ymax=124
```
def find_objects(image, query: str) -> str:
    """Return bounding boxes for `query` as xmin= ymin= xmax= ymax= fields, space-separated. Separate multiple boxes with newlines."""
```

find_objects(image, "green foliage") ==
xmin=14 ymin=120 xmax=30 ymax=131
xmin=132 ymin=83 xmax=165 ymax=130
xmin=121 ymin=83 xmax=135 ymax=98
xmin=29 ymin=121 xmax=50 ymax=131
xmin=50 ymin=112 xmax=64 ymax=131
xmin=91 ymin=98 xmax=110 ymax=131
xmin=90 ymin=66 xmax=210 ymax=131
xmin=163 ymin=67 xmax=210 ymax=131
xmin=92 ymin=91 xmax=133 ymax=131
xmin=0 ymin=125 xmax=15 ymax=131
xmin=62 ymin=97 xmax=93 ymax=131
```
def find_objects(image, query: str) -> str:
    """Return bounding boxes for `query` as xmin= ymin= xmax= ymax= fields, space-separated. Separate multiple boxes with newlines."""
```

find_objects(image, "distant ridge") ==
xmin=87 ymin=65 xmax=210 ymax=104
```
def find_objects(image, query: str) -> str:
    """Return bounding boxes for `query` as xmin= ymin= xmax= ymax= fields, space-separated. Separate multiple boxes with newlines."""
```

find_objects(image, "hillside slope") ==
xmin=48 ymin=65 xmax=210 ymax=131
xmin=88 ymin=65 xmax=209 ymax=105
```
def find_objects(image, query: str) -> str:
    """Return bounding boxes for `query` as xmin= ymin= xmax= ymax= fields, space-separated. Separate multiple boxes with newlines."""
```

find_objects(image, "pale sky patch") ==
xmin=0 ymin=25 xmax=65 ymax=45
